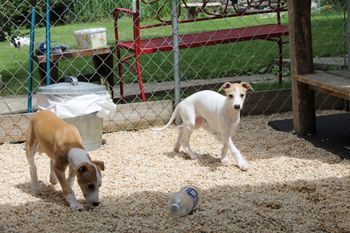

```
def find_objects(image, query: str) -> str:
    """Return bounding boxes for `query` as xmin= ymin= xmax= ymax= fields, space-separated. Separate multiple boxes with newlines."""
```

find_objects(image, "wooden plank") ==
xmin=328 ymin=70 xmax=350 ymax=78
xmin=295 ymin=71 xmax=350 ymax=101
xmin=35 ymin=47 xmax=113 ymax=64
xmin=288 ymin=0 xmax=315 ymax=134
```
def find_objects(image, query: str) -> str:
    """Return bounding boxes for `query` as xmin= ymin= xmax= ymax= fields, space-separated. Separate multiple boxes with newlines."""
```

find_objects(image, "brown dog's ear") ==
xmin=218 ymin=82 xmax=231 ymax=92
xmin=241 ymin=82 xmax=254 ymax=91
xmin=92 ymin=160 xmax=105 ymax=171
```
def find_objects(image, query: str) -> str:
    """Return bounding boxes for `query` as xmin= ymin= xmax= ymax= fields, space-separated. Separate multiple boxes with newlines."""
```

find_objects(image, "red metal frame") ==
xmin=114 ymin=0 xmax=288 ymax=101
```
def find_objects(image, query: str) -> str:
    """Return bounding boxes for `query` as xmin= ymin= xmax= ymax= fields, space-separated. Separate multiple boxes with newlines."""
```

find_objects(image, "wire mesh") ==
xmin=0 ymin=0 xmax=347 ymax=141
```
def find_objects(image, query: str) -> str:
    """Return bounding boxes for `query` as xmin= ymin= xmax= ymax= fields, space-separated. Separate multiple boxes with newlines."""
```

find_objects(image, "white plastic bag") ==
xmin=37 ymin=92 xmax=116 ymax=119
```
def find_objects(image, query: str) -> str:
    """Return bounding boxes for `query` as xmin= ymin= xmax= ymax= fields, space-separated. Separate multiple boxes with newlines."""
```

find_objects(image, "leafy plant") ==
xmin=271 ymin=64 xmax=290 ymax=77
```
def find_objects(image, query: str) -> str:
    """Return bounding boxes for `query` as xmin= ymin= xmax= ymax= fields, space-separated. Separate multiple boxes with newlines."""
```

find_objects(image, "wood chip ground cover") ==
xmin=0 ymin=111 xmax=349 ymax=232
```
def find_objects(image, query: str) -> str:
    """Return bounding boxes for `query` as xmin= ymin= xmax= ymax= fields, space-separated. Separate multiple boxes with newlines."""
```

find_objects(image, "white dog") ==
xmin=153 ymin=81 xmax=253 ymax=171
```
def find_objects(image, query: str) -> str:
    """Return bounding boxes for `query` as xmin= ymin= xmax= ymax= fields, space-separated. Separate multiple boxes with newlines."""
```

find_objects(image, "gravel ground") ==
xmin=1 ymin=111 xmax=350 ymax=233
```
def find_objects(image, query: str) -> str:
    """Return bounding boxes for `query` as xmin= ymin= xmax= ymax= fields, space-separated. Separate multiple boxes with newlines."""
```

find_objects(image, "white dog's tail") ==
xmin=151 ymin=104 xmax=180 ymax=131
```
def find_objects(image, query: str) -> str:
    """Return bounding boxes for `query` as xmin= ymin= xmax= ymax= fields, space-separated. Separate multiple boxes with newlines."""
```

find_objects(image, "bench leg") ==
xmin=93 ymin=53 xmax=114 ymax=99
xmin=134 ymin=52 xmax=147 ymax=101
xmin=38 ymin=62 xmax=59 ymax=85
xmin=116 ymin=50 xmax=146 ymax=102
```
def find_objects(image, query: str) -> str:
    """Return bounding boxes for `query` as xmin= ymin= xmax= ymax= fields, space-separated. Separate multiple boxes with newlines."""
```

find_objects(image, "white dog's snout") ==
xmin=234 ymin=104 xmax=241 ymax=110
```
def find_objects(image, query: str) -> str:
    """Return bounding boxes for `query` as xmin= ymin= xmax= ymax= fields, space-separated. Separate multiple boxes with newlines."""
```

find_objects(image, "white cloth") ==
xmin=37 ymin=92 xmax=116 ymax=119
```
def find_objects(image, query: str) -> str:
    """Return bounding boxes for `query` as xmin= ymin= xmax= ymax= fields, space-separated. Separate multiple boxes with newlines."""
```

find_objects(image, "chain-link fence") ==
xmin=0 ymin=0 xmax=348 ymax=141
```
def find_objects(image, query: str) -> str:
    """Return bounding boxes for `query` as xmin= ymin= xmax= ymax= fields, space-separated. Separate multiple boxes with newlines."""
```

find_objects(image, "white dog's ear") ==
xmin=218 ymin=82 xmax=231 ymax=92
xmin=92 ymin=160 xmax=105 ymax=171
xmin=241 ymin=82 xmax=254 ymax=91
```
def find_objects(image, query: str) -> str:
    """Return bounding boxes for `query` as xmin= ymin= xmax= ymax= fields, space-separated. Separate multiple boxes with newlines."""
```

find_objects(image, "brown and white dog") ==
xmin=26 ymin=110 xmax=105 ymax=210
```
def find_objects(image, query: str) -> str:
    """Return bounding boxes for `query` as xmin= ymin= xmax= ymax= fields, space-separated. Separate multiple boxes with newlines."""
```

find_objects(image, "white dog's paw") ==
xmin=49 ymin=174 xmax=58 ymax=185
xmin=185 ymin=150 xmax=199 ymax=160
xmin=31 ymin=183 xmax=40 ymax=193
xmin=31 ymin=186 xmax=40 ymax=193
xmin=70 ymin=202 xmax=84 ymax=211
xmin=189 ymin=153 xmax=200 ymax=160
xmin=221 ymin=157 xmax=229 ymax=166
xmin=173 ymin=147 xmax=180 ymax=153
xmin=237 ymin=160 xmax=249 ymax=171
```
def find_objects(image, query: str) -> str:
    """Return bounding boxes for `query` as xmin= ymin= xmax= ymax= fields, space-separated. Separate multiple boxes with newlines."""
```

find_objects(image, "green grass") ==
xmin=0 ymin=11 xmax=345 ymax=96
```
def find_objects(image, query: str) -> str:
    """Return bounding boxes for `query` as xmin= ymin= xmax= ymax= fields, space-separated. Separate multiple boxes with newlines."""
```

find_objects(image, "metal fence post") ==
xmin=27 ymin=0 xmax=36 ymax=112
xmin=171 ymin=0 xmax=181 ymax=124
xmin=45 ymin=0 xmax=51 ymax=85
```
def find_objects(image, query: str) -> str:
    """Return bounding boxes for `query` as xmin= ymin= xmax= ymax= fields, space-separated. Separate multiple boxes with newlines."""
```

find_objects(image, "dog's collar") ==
xmin=67 ymin=148 xmax=90 ymax=169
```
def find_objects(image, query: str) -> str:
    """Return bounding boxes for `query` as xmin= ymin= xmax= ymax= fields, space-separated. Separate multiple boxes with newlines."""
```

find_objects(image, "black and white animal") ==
xmin=10 ymin=35 xmax=30 ymax=48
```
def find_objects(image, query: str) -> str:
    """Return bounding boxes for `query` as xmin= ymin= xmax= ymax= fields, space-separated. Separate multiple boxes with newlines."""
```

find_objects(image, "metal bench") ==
xmin=114 ymin=0 xmax=288 ymax=101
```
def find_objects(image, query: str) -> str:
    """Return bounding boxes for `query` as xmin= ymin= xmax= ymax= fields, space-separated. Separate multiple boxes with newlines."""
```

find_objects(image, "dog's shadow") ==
xmin=165 ymin=151 xmax=223 ymax=171
xmin=16 ymin=182 xmax=67 ymax=206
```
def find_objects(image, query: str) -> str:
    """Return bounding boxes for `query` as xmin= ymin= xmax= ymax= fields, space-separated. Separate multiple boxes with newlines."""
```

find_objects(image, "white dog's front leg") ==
xmin=65 ymin=193 xmax=84 ymax=211
xmin=221 ymin=145 xmax=229 ymax=166
xmin=224 ymin=136 xmax=248 ymax=171
xmin=232 ymin=123 xmax=239 ymax=135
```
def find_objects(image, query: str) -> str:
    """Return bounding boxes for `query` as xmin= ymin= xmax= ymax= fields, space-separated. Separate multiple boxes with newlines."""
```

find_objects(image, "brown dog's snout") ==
xmin=92 ymin=202 xmax=99 ymax=206
xmin=234 ymin=104 xmax=240 ymax=110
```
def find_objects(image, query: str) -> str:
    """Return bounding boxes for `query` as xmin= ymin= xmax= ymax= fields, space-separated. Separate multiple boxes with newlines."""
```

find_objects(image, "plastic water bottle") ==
xmin=169 ymin=185 xmax=201 ymax=216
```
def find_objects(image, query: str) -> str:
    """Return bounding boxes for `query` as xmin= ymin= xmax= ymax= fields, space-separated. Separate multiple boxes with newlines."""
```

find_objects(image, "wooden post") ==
xmin=288 ymin=0 xmax=316 ymax=134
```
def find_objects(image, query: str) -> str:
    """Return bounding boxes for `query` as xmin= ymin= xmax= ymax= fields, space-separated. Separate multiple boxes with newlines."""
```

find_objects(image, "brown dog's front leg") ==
xmin=54 ymin=166 xmax=83 ymax=210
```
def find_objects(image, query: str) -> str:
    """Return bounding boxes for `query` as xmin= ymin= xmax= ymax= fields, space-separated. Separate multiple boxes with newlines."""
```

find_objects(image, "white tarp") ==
xmin=37 ymin=92 xmax=116 ymax=119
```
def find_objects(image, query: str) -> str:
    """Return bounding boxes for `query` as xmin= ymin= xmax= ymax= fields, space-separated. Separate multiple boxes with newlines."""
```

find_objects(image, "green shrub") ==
xmin=0 ymin=0 xmax=32 ymax=41
xmin=0 ymin=0 xmax=71 ymax=41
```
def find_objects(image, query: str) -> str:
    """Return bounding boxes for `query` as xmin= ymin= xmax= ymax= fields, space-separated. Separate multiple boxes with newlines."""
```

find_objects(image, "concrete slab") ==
xmin=282 ymin=57 xmax=346 ymax=69
xmin=113 ymin=73 xmax=276 ymax=99
xmin=0 ymin=95 xmax=37 ymax=114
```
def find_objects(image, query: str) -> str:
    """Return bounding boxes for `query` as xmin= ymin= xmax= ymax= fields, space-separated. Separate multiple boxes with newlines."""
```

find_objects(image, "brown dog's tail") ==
xmin=151 ymin=104 xmax=180 ymax=131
